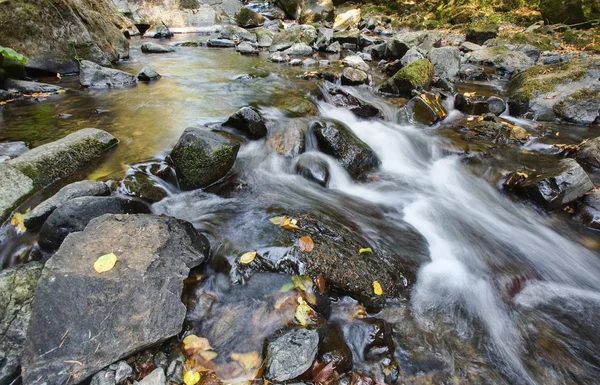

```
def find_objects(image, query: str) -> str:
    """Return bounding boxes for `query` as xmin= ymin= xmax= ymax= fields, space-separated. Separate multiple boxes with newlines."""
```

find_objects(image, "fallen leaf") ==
xmin=282 ymin=217 xmax=300 ymax=230
xmin=312 ymin=361 xmax=335 ymax=383
xmin=359 ymin=247 xmax=373 ymax=254
xmin=183 ymin=335 xmax=212 ymax=352
xmin=198 ymin=350 xmax=218 ymax=361
xmin=555 ymin=132 xmax=560 ymax=136
xmin=183 ymin=370 xmax=200 ymax=385
xmin=316 ymin=274 xmax=326 ymax=294
xmin=231 ymin=351 xmax=261 ymax=370
xmin=93 ymin=253 xmax=117 ymax=273
xmin=372 ymin=280 xmax=383 ymax=296
xmin=279 ymin=282 xmax=295 ymax=292
xmin=516 ymin=172 xmax=529 ymax=178
xmin=10 ymin=209 xmax=30 ymax=233
xmin=292 ymin=275 xmax=313 ymax=291
xmin=239 ymin=251 xmax=257 ymax=264
xmin=295 ymin=297 xmax=314 ymax=326
xmin=269 ymin=216 xmax=286 ymax=225
xmin=299 ymin=235 xmax=314 ymax=252
xmin=56 ymin=73 xmax=62 ymax=79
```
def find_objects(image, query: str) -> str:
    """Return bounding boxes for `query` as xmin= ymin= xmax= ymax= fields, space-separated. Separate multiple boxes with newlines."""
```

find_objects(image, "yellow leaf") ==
xmin=57 ymin=89 xmax=66 ymax=94
xmin=183 ymin=335 xmax=212 ymax=352
xmin=56 ymin=73 xmax=62 ymax=79
xmin=231 ymin=351 xmax=261 ymax=370
xmin=93 ymin=253 xmax=117 ymax=273
xmin=279 ymin=282 xmax=294 ymax=292
xmin=295 ymin=297 xmax=314 ymax=326
xmin=198 ymin=350 xmax=218 ymax=361
xmin=282 ymin=217 xmax=300 ymax=230
xmin=292 ymin=275 xmax=312 ymax=291
xmin=373 ymin=280 xmax=383 ymax=296
xmin=359 ymin=247 xmax=373 ymax=254
xmin=10 ymin=209 xmax=30 ymax=233
xmin=183 ymin=371 xmax=200 ymax=385
xmin=298 ymin=235 xmax=314 ymax=252
xmin=239 ymin=251 xmax=257 ymax=264
xmin=516 ymin=172 xmax=528 ymax=178
xmin=269 ymin=216 xmax=286 ymax=225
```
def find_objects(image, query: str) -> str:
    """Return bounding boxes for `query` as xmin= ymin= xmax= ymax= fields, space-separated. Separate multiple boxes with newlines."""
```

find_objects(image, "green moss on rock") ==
xmin=393 ymin=59 xmax=434 ymax=88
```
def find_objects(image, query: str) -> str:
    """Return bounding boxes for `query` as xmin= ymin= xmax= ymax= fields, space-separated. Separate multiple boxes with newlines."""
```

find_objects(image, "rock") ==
xmin=364 ymin=43 xmax=386 ymax=60
xmin=141 ymin=42 xmax=174 ymax=53
xmin=80 ymin=60 xmax=137 ymax=88
xmin=466 ymin=22 xmax=499 ymax=45
xmin=165 ymin=351 xmax=185 ymax=384
xmin=457 ymin=64 xmax=490 ymax=81
xmin=459 ymin=41 xmax=481 ymax=52
xmin=255 ymin=28 xmax=275 ymax=48
xmin=137 ymin=67 xmax=161 ymax=81
xmin=24 ymin=180 xmax=110 ymax=229
xmin=302 ymin=58 xmax=317 ymax=67
xmin=576 ymin=190 xmax=600 ymax=229
xmin=400 ymin=47 xmax=425 ymax=68
xmin=0 ymin=0 xmax=130 ymax=74
xmin=341 ymin=68 xmax=368 ymax=86
xmin=387 ymin=31 xmax=442 ymax=60
xmin=91 ymin=370 xmax=116 ymax=385
xmin=0 ymin=164 xmax=35 ymax=222
xmin=295 ymin=153 xmax=330 ymax=187
xmin=236 ymin=42 xmax=259 ymax=55
xmin=332 ymin=29 xmax=360 ymax=45
xmin=170 ymin=127 xmax=241 ymax=190
xmin=284 ymin=43 xmax=313 ymax=56
xmin=270 ymin=25 xmax=317 ymax=52
xmin=311 ymin=119 xmax=380 ymax=179
xmin=265 ymin=328 xmax=319 ymax=381
xmin=342 ymin=55 xmax=369 ymax=72
xmin=269 ymin=52 xmax=291 ymax=63
xmin=357 ymin=52 xmax=372 ymax=62
xmin=0 ymin=263 xmax=43 ymax=385
xmin=276 ymin=0 xmax=334 ymax=23
xmin=539 ymin=0 xmax=597 ymax=25
xmin=207 ymin=39 xmax=236 ymax=48
xmin=144 ymin=25 xmax=173 ymax=39
xmin=429 ymin=46 xmax=461 ymax=81
xmin=4 ymin=79 xmax=62 ymax=93
xmin=325 ymin=41 xmax=341 ymax=53
xmin=138 ymin=368 xmax=166 ymax=385
xmin=7 ymin=128 xmax=118 ymax=187
xmin=224 ymin=107 xmax=268 ymax=139
xmin=467 ymin=46 xmax=534 ymax=75
xmin=405 ymin=93 xmax=447 ymax=126
xmin=322 ymin=82 xmax=382 ymax=119
xmin=235 ymin=6 xmax=265 ymax=28
xmin=275 ymin=96 xmax=318 ymax=117
xmin=576 ymin=137 xmax=600 ymax=168
xmin=114 ymin=361 xmax=133 ymax=384
xmin=379 ymin=59 xmax=434 ymax=97
xmin=333 ymin=9 xmax=360 ymax=31
xmin=0 ymin=142 xmax=28 ymax=159
xmin=219 ymin=25 xmax=257 ymax=43
xmin=266 ymin=125 xmax=306 ymax=158
xmin=487 ymin=96 xmax=506 ymax=115
xmin=553 ymin=89 xmax=600 ymax=125
xmin=38 ymin=196 xmax=151 ymax=250
xmin=315 ymin=28 xmax=333 ymax=51
xmin=119 ymin=173 xmax=167 ymax=204
xmin=22 ymin=214 xmax=209 ymax=385
xmin=385 ymin=38 xmax=410 ymax=61
xmin=506 ymin=159 xmax=594 ymax=211
xmin=290 ymin=59 xmax=303 ymax=66
xmin=318 ymin=324 xmax=353 ymax=373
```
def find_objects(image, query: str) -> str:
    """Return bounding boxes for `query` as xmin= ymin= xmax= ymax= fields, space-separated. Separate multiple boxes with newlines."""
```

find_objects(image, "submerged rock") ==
xmin=224 ymin=107 xmax=268 ymax=139
xmin=236 ymin=42 xmax=259 ymax=55
xmin=318 ymin=324 xmax=353 ymax=373
xmin=4 ymin=79 xmax=62 ymax=93
xmin=295 ymin=153 xmax=330 ymax=187
xmin=341 ymin=67 xmax=368 ymax=86
xmin=141 ymin=42 xmax=174 ymax=53
xmin=119 ymin=172 xmax=167 ymax=204
xmin=207 ymin=39 xmax=236 ymax=48
xmin=170 ymin=127 xmax=241 ymax=190
xmin=264 ymin=328 xmax=319 ymax=381
xmin=266 ymin=125 xmax=306 ymax=158
xmin=79 ymin=60 xmax=137 ymax=88
xmin=0 ymin=142 xmax=28 ymax=159
xmin=137 ymin=67 xmax=161 ymax=81
xmin=275 ymin=96 xmax=318 ymax=117
xmin=22 ymin=214 xmax=210 ymax=385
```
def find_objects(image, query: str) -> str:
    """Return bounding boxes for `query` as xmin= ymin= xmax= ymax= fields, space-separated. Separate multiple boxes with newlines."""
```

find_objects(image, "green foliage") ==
xmin=0 ymin=45 xmax=27 ymax=65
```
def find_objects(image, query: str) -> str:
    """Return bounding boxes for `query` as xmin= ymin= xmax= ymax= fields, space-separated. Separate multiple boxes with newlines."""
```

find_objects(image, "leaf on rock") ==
xmin=239 ymin=251 xmax=257 ymax=264
xmin=295 ymin=297 xmax=314 ymax=326
xmin=183 ymin=335 xmax=212 ymax=352
xmin=299 ymin=235 xmax=314 ymax=252
xmin=183 ymin=370 xmax=200 ymax=385
xmin=231 ymin=351 xmax=261 ymax=370
xmin=292 ymin=275 xmax=313 ymax=291
xmin=372 ymin=280 xmax=383 ymax=296
xmin=279 ymin=282 xmax=295 ymax=292
xmin=10 ymin=209 xmax=29 ymax=233
xmin=199 ymin=350 xmax=218 ymax=361
xmin=93 ymin=253 xmax=117 ymax=273
xmin=359 ymin=247 xmax=373 ymax=254
xmin=269 ymin=216 xmax=286 ymax=225
xmin=282 ymin=217 xmax=300 ymax=230
xmin=312 ymin=361 xmax=336 ymax=383
xmin=316 ymin=274 xmax=327 ymax=294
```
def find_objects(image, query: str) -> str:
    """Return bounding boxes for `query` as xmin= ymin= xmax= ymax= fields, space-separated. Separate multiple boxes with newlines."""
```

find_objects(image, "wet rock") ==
xmin=4 ymin=79 xmax=62 ymax=93
xmin=236 ymin=42 xmax=259 ymax=55
xmin=38 ymin=196 xmax=151 ymax=250
xmin=457 ymin=64 xmax=490 ymax=81
xmin=333 ymin=9 xmax=360 ymax=31
xmin=141 ymin=42 xmax=174 ymax=53
xmin=165 ymin=351 xmax=185 ymax=384
xmin=318 ymin=324 xmax=353 ymax=373
xmin=341 ymin=68 xmax=368 ymax=86
xmin=576 ymin=137 xmax=600 ymax=168
xmin=275 ymin=96 xmax=318 ymax=117
xmin=364 ymin=43 xmax=386 ymax=60
xmin=270 ymin=25 xmax=317 ymax=52
xmin=315 ymin=28 xmax=333 ymax=51
xmin=385 ymin=38 xmax=410 ymax=61
xmin=342 ymin=55 xmax=369 ymax=72
xmin=224 ymin=106 xmax=268 ymax=139
xmin=265 ymin=328 xmax=319 ymax=381
xmin=170 ymin=127 xmax=241 ymax=190
xmin=553 ymin=89 xmax=600 ymax=125
xmin=387 ymin=31 xmax=441 ymax=60
xmin=7 ymin=128 xmax=118 ymax=187
xmin=80 ymin=60 xmax=137 ymax=88
xmin=311 ymin=119 xmax=380 ymax=179
xmin=144 ymin=25 xmax=173 ymax=39
xmin=400 ymin=47 xmax=424 ymax=68
xmin=269 ymin=52 xmax=291 ymax=63
xmin=24 ymin=180 xmax=110 ymax=229
xmin=119 ymin=172 xmax=167 ymax=204
xmin=332 ymin=29 xmax=360 ymax=46
xmin=255 ymin=28 xmax=275 ymax=49
xmin=138 ymin=368 xmax=166 ymax=385
xmin=0 ymin=142 xmax=28 ymax=159
xmin=276 ymin=0 xmax=333 ymax=23
xmin=405 ymin=93 xmax=447 ymax=126
xmin=235 ymin=6 xmax=265 ymax=28
xmin=429 ymin=46 xmax=461 ymax=81
xmin=284 ymin=43 xmax=313 ymax=56
xmin=379 ymin=59 xmax=434 ymax=97
xmin=208 ymin=39 xmax=236 ymax=48
xmin=322 ymin=83 xmax=382 ymax=119
xmin=0 ymin=263 xmax=43 ymax=385
xmin=576 ymin=190 xmax=600 ymax=229
xmin=114 ymin=361 xmax=133 ymax=384
xmin=325 ymin=41 xmax=341 ymax=53
xmin=295 ymin=153 xmax=330 ymax=187
xmin=450 ymin=116 xmax=529 ymax=144
xmin=302 ymin=58 xmax=317 ymax=67
xmin=22 ymin=214 xmax=209 ymax=385
xmin=0 ymin=164 xmax=35 ymax=222
xmin=196 ymin=371 xmax=222 ymax=385
xmin=91 ymin=370 xmax=116 ymax=385
xmin=137 ymin=67 xmax=161 ymax=81
xmin=357 ymin=52 xmax=372 ymax=62
xmin=487 ymin=96 xmax=506 ymax=115
xmin=219 ymin=26 xmax=257 ymax=43
xmin=266 ymin=125 xmax=306 ymax=158
xmin=290 ymin=59 xmax=303 ymax=66
xmin=507 ymin=159 xmax=593 ymax=211
xmin=467 ymin=46 xmax=533 ymax=75
xmin=466 ymin=22 xmax=498 ymax=45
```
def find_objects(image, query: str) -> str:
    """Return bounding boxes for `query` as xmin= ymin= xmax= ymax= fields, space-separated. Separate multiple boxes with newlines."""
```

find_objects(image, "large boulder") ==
xmin=141 ymin=42 xmax=175 ymax=54
xmin=576 ymin=137 xmax=600 ymax=168
xmin=0 ymin=0 xmax=131 ymax=74
xmin=429 ymin=46 xmax=461 ymax=81
xmin=466 ymin=46 xmax=533 ymax=75
xmin=79 ymin=60 xmax=137 ymax=88
xmin=539 ymin=0 xmax=599 ymax=25
xmin=311 ymin=119 xmax=380 ymax=179
xmin=0 ymin=263 xmax=43 ymax=385
xmin=170 ymin=127 xmax=241 ymax=190
xmin=0 ymin=164 xmax=35 ymax=222
xmin=270 ymin=25 xmax=317 ymax=52
xmin=333 ymin=8 xmax=360 ymax=31
xmin=235 ymin=6 xmax=265 ymax=28
xmin=379 ymin=59 xmax=434 ymax=97
xmin=276 ymin=0 xmax=333 ymax=23
xmin=264 ymin=328 xmax=319 ymax=381
xmin=224 ymin=107 xmax=268 ymax=139
xmin=21 ymin=214 xmax=210 ymax=385
xmin=38 ymin=196 xmax=151 ymax=250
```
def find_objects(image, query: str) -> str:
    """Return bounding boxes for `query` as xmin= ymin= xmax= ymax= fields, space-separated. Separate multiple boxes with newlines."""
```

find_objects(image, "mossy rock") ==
xmin=385 ymin=59 xmax=434 ymax=97
xmin=553 ymin=88 xmax=600 ymax=124
xmin=275 ymin=96 xmax=319 ymax=117
xmin=539 ymin=0 xmax=587 ymax=25
xmin=170 ymin=127 xmax=241 ymax=191
xmin=235 ymin=7 xmax=265 ymax=28
xmin=466 ymin=21 xmax=499 ymax=45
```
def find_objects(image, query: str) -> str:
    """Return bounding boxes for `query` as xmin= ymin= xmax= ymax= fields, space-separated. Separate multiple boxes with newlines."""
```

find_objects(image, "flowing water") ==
xmin=2 ymin=36 xmax=600 ymax=384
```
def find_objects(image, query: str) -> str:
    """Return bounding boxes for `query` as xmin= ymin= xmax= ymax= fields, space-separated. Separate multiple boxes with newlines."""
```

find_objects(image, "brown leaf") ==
xmin=350 ymin=372 xmax=374 ymax=385
xmin=312 ymin=361 xmax=336 ymax=383
xmin=299 ymin=235 xmax=314 ymax=252
xmin=316 ymin=274 xmax=326 ymax=295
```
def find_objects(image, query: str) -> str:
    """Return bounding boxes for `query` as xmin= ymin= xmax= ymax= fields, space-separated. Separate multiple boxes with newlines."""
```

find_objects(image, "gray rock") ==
xmin=459 ymin=41 xmax=481 ymax=52
xmin=79 ymin=60 xmax=137 ymax=88
xmin=269 ymin=25 xmax=317 ymax=52
xmin=289 ymin=59 xmax=302 ymax=66
xmin=165 ymin=351 xmax=185 ymax=384
xmin=302 ymin=58 xmax=317 ymax=67
xmin=467 ymin=46 xmax=533 ymax=75
xmin=295 ymin=153 xmax=330 ymax=187
xmin=312 ymin=119 xmax=380 ymax=179
xmin=138 ymin=67 xmax=161 ymax=81
xmin=224 ymin=107 xmax=267 ymax=139
xmin=235 ymin=6 xmax=265 ymax=28
xmin=325 ymin=41 xmax=341 ymax=53
xmin=265 ymin=328 xmax=319 ymax=381
xmin=0 ymin=142 xmax=28 ymax=159
xmin=4 ymin=79 xmax=62 ymax=93
xmin=219 ymin=25 xmax=257 ymax=43
xmin=0 ymin=164 xmax=35 ymax=222
xmin=554 ymin=91 xmax=600 ymax=125
xmin=400 ymin=47 xmax=424 ymax=68
xmin=114 ymin=361 xmax=133 ymax=384
xmin=576 ymin=137 xmax=600 ymax=168
xmin=137 ymin=368 xmax=166 ymax=385
xmin=21 ymin=214 xmax=210 ymax=385
xmin=236 ymin=42 xmax=259 ymax=55
xmin=170 ymin=127 xmax=241 ymax=190
xmin=154 ymin=352 xmax=168 ymax=371
xmin=342 ymin=55 xmax=369 ymax=71
xmin=141 ymin=42 xmax=174 ymax=53
xmin=8 ymin=128 xmax=118 ymax=187
xmin=429 ymin=46 xmax=461 ymax=81
xmin=91 ymin=370 xmax=116 ymax=385
xmin=363 ymin=43 xmax=386 ymax=60
xmin=341 ymin=67 xmax=368 ymax=86
xmin=38 ymin=196 xmax=151 ymax=250
xmin=457 ymin=64 xmax=490 ymax=81
xmin=0 ymin=263 xmax=43 ymax=385
xmin=24 ymin=180 xmax=110 ymax=229
xmin=466 ymin=23 xmax=498 ymax=45
xmin=386 ymin=31 xmax=441 ymax=60
xmin=269 ymin=52 xmax=290 ymax=63
xmin=405 ymin=94 xmax=447 ymax=126
xmin=207 ymin=39 xmax=236 ymax=48
xmin=284 ymin=42 xmax=313 ymax=56
xmin=315 ymin=28 xmax=333 ymax=51
xmin=357 ymin=52 xmax=372 ymax=62
xmin=576 ymin=190 xmax=600 ymax=229
xmin=487 ymin=96 xmax=506 ymax=115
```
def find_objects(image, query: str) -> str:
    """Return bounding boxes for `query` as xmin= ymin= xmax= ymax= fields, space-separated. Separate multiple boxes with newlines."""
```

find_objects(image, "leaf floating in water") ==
xmin=298 ymin=235 xmax=314 ymax=252
xmin=279 ymin=282 xmax=295 ymax=292
xmin=239 ymin=251 xmax=257 ymax=264
xmin=183 ymin=335 xmax=212 ymax=352
xmin=359 ymin=247 xmax=373 ymax=254
xmin=183 ymin=370 xmax=200 ymax=385
xmin=292 ymin=275 xmax=313 ymax=291
xmin=269 ymin=216 xmax=286 ymax=225
xmin=198 ymin=350 xmax=218 ymax=361
xmin=295 ymin=297 xmax=314 ymax=326
xmin=93 ymin=253 xmax=117 ymax=273
xmin=231 ymin=351 xmax=261 ymax=370
xmin=282 ymin=217 xmax=300 ymax=230
xmin=372 ymin=280 xmax=383 ymax=296
xmin=10 ymin=209 xmax=30 ymax=233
